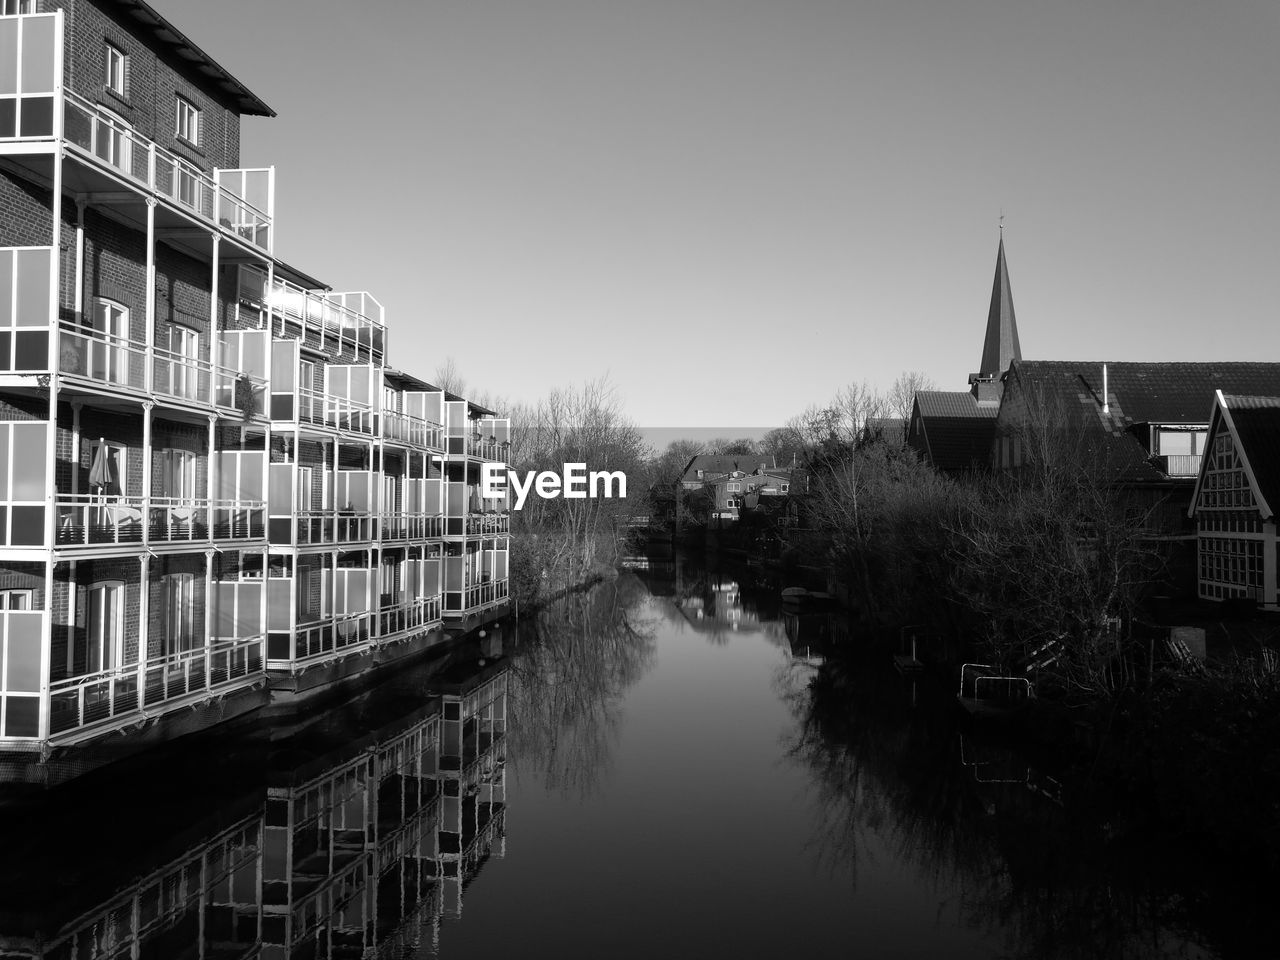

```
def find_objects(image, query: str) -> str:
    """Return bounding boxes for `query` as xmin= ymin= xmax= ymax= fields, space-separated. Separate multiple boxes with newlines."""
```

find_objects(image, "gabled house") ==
xmin=994 ymin=360 xmax=1280 ymax=540
xmin=908 ymin=234 xmax=1019 ymax=475
xmin=1188 ymin=393 xmax=1280 ymax=609
xmin=707 ymin=466 xmax=793 ymax=519
xmin=677 ymin=455 xmax=771 ymax=490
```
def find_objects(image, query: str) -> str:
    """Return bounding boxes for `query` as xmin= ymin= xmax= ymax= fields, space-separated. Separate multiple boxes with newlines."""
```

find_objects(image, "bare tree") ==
xmin=886 ymin=370 xmax=936 ymax=424
xmin=948 ymin=385 xmax=1167 ymax=698
xmin=433 ymin=356 xmax=467 ymax=396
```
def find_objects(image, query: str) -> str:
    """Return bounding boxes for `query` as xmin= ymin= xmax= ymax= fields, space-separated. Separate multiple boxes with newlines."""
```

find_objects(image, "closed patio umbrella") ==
xmin=89 ymin=440 xmax=111 ymax=492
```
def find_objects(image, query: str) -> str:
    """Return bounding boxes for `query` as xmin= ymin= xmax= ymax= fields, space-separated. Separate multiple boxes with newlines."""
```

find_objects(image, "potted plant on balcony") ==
xmin=234 ymin=374 xmax=256 ymax=422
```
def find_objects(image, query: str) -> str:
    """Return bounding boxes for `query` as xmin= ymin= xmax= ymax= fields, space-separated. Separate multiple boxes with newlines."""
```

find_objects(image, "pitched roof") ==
xmin=678 ymin=455 xmax=775 ymax=482
xmin=103 ymin=0 xmax=275 ymax=116
xmin=915 ymin=391 xmax=998 ymax=419
xmin=1222 ymin=395 xmax=1280 ymax=517
xmin=977 ymin=236 xmax=1021 ymax=379
xmin=1011 ymin=361 xmax=1280 ymax=425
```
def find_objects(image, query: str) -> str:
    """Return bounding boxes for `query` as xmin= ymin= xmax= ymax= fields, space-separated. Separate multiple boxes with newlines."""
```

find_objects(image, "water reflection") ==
xmin=0 ymin=651 xmax=508 ymax=959
xmin=788 ymin=660 xmax=1218 ymax=959
xmin=507 ymin=576 xmax=656 ymax=798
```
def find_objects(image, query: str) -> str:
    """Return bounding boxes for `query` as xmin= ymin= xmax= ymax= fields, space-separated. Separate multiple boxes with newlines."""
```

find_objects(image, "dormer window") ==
xmin=175 ymin=96 xmax=199 ymax=147
xmin=104 ymin=42 xmax=126 ymax=97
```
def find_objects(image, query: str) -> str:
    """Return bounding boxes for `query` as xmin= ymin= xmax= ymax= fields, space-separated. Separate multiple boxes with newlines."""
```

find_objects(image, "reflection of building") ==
xmin=0 ymin=2 xmax=510 ymax=763
xmin=0 ymin=660 xmax=508 ymax=959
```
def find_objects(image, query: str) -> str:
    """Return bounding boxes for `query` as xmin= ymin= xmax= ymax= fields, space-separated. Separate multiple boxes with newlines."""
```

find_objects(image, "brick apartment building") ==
xmin=0 ymin=0 xmax=510 ymax=761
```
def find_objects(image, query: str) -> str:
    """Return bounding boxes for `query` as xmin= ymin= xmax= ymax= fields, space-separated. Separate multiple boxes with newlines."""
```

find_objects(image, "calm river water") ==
xmin=0 ymin=552 xmax=1251 ymax=958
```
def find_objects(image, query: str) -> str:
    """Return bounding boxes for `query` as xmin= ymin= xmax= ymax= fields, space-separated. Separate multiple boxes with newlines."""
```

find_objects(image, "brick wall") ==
xmin=47 ymin=0 xmax=244 ymax=172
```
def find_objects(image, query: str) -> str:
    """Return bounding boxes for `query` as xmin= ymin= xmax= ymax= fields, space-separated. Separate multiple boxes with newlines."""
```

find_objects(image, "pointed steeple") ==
xmin=978 ymin=233 xmax=1021 ymax=380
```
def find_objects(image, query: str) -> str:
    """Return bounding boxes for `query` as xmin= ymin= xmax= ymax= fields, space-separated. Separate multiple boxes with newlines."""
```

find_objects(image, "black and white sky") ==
xmin=165 ymin=0 xmax=1279 ymax=427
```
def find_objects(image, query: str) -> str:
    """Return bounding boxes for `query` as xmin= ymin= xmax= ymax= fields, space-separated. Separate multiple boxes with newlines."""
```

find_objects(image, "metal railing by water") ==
xmin=381 ymin=513 xmax=445 ymax=542
xmin=293 ymin=612 xmax=374 ymax=663
xmin=48 ymin=635 xmax=266 ymax=736
xmin=378 ymin=596 xmax=443 ymax=639
xmin=382 ymin=408 xmax=444 ymax=450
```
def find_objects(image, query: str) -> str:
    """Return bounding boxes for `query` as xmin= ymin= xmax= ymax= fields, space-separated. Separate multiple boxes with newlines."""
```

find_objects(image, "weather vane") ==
xmin=999 ymin=210 xmax=1005 ymax=234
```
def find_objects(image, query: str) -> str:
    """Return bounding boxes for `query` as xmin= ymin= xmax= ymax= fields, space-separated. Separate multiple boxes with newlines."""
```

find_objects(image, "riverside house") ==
xmin=0 ymin=0 xmax=510 ymax=768
xmin=1188 ymin=392 xmax=1280 ymax=609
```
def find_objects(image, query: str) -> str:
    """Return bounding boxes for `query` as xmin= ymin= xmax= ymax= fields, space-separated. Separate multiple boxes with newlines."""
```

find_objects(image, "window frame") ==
xmin=0 ymin=589 xmax=33 ymax=611
xmin=175 ymin=95 xmax=200 ymax=147
xmin=104 ymin=42 xmax=126 ymax=98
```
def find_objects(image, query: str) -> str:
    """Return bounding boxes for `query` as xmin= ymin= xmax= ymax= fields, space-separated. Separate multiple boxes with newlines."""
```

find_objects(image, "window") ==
xmin=161 ymin=573 xmax=195 ymax=653
xmin=87 ymin=439 xmax=126 ymax=498
xmin=175 ymin=96 xmax=199 ymax=146
xmin=104 ymin=42 xmax=126 ymax=97
xmin=1 ymin=1 xmax=37 ymax=15
xmin=0 ymin=589 xmax=32 ymax=610
xmin=86 ymin=580 xmax=125 ymax=673
xmin=175 ymin=160 xmax=199 ymax=209
xmin=727 ymin=482 xmax=741 ymax=492
xmin=164 ymin=324 xmax=199 ymax=400
xmin=780 ymin=483 xmax=789 ymax=494
xmin=88 ymin=297 xmax=129 ymax=385
xmin=158 ymin=448 xmax=197 ymax=502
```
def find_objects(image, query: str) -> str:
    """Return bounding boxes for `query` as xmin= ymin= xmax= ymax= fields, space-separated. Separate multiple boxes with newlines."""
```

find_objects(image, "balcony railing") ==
xmin=448 ymin=579 xmax=509 ymax=613
xmin=467 ymin=435 xmax=505 ymax=462
xmin=1159 ymin=454 xmax=1203 ymax=478
xmin=381 ymin=513 xmax=445 ymax=542
xmin=466 ymin=513 xmax=510 ymax=536
xmin=56 ymin=495 xmax=266 ymax=548
xmin=378 ymin=596 xmax=443 ymax=639
xmin=293 ymin=612 xmax=374 ymax=663
xmin=241 ymin=270 xmax=384 ymax=361
xmin=48 ymin=635 xmax=266 ymax=737
xmin=62 ymin=91 xmax=271 ymax=250
xmin=59 ymin=323 xmax=267 ymax=416
xmin=294 ymin=510 xmax=376 ymax=546
xmin=293 ymin=386 xmax=376 ymax=435
xmin=382 ymin=409 xmax=443 ymax=450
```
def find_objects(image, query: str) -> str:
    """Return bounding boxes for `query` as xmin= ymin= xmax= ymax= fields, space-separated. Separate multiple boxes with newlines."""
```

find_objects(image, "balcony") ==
xmin=378 ymin=597 xmax=443 ymax=639
xmin=1158 ymin=454 xmax=1203 ymax=478
xmin=47 ymin=635 xmax=266 ymax=739
xmin=381 ymin=513 xmax=445 ymax=543
xmin=465 ymin=513 xmax=509 ymax=536
xmin=445 ymin=579 xmax=508 ymax=614
xmin=58 ymin=323 xmax=268 ymax=417
xmin=55 ymin=495 xmax=266 ymax=549
xmin=291 ymin=510 xmax=376 ymax=546
xmin=243 ymin=269 xmax=384 ymax=361
xmin=292 ymin=611 xmax=374 ymax=663
xmin=382 ymin=408 xmax=443 ymax=451
xmin=61 ymin=91 xmax=272 ymax=251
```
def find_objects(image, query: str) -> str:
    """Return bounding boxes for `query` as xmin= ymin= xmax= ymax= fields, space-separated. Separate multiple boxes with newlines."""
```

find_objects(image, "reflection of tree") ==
xmin=784 ymin=660 xmax=1218 ymax=960
xmin=507 ymin=575 xmax=657 ymax=798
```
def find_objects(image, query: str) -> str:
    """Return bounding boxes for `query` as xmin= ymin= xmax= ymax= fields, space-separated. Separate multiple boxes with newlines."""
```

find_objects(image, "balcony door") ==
xmin=166 ymin=324 xmax=200 ymax=401
xmin=89 ymin=298 xmax=129 ymax=385
xmin=87 ymin=439 xmax=126 ymax=498
xmin=161 ymin=573 xmax=196 ymax=654
xmin=86 ymin=580 xmax=125 ymax=674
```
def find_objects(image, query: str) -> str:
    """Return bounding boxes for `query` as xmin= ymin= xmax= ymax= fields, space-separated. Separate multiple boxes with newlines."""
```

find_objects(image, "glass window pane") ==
xmin=4 ymin=695 xmax=38 ymax=737
xmin=0 ymin=250 xmax=12 ymax=327
xmin=19 ymin=95 xmax=52 ymax=137
xmin=14 ymin=331 xmax=47 ymax=370
xmin=20 ymin=16 xmax=55 ymax=93
xmin=10 ymin=505 xmax=43 ymax=545
xmin=16 ymin=248 xmax=49 ymax=326
xmin=4 ymin=612 xmax=41 ymax=692
xmin=0 ymin=21 xmax=18 ymax=96
xmin=10 ymin=423 xmax=45 ymax=498
xmin=0 ymin=99 xmax=16 ymax=139
xmin=0 ymin=426 xmax=8 ymax=498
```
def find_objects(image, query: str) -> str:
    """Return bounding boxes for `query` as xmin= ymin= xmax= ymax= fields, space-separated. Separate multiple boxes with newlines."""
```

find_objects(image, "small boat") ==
xmin=781 ymin=587 xmax=832 ymax=607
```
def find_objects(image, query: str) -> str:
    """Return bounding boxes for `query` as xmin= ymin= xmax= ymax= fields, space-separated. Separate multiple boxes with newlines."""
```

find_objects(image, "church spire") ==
xmin=977 ymin=232 xmax=1021 ymax=380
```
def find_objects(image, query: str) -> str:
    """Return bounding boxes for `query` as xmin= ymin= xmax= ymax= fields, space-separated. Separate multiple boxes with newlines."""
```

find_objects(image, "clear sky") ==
xmin=163 ymin=0 xmax=1278 ymax=427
